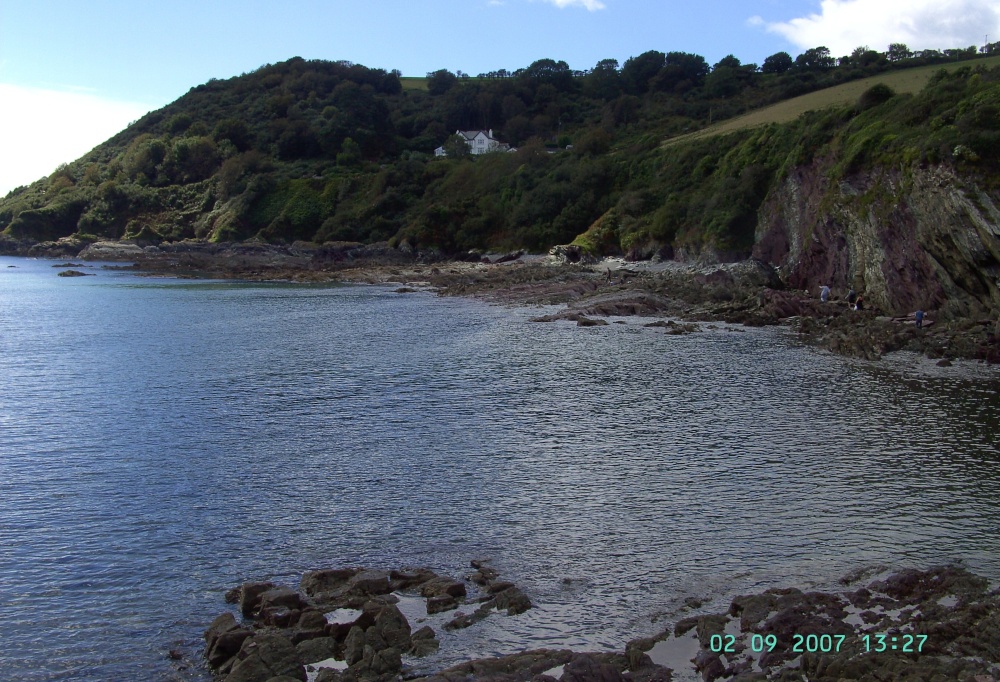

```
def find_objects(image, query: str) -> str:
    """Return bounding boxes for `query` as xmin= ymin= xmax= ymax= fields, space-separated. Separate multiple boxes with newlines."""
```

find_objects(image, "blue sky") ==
xmin=2 ymin=0 xmax=999 ymax=195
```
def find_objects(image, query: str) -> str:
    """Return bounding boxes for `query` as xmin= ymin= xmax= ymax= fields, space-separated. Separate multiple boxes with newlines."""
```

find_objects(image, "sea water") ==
xmin=1 ymin=255 xmax=999 ymax=680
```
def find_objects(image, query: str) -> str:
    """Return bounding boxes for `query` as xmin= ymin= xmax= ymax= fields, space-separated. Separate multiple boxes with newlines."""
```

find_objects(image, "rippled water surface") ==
xmin=1 ymin=255 xmax=999 ymax=680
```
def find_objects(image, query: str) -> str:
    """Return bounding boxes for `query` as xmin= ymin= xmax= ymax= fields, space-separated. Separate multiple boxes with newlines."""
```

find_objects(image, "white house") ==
xmin=434 ymin=129 xmax=512 ymax=157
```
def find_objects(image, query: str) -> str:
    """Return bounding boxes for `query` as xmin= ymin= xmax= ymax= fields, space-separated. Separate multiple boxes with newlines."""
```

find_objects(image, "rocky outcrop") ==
xmin=205 ymin=563 xmax=1000 ymax=682
xmin=643 ymin=320 xmax=701 ymax=335
xmin=755 ymin=163 xmax=1000 ymax=319
xmin=549 ymin=244 xmax=598 ymax=264
xmin=409 ymin=649 xmax=670 ymax=682
xmin=78 ymin=241 xmax=146 ymax=260
xmin=205 ymin=561 xmax=532 ymax=682
xmin=631 ymin=565 xmax=1000 ymax=682
xmin=225 ymin=633 xmax=306 ymax=682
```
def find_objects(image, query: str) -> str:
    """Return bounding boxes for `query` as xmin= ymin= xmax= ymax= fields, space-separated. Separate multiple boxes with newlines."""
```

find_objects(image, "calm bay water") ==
xmin=1 ymin=255 xmax=999 ymax=680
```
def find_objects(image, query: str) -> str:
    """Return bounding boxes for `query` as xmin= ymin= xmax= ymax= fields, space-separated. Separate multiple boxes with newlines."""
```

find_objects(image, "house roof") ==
xmin=457 ymin=129 xmax=496 ymax=141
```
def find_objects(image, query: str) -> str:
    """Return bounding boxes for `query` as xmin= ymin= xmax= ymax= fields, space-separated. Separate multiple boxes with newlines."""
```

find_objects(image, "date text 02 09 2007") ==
xmin=709 ymin=633 xmax=929 ymax=655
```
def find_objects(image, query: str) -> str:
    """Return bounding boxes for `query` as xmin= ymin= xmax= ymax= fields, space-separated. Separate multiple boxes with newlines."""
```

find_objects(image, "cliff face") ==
xmin=754 ymin=162 xmax=1000 ymax=318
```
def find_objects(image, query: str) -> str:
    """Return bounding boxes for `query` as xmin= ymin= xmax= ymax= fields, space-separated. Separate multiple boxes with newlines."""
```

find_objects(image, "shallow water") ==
xmin=1 ymin=255 xmax=999 ymax=680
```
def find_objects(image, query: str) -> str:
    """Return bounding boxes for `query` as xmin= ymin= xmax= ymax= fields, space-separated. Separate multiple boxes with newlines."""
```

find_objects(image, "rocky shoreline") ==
xmin=202 ymin=563 xmax=1000 ymax=682
xmin=203 ymin=561 xmax=557 ymax=682
xmin=7 ymin=237 xmax=1000 ymax=365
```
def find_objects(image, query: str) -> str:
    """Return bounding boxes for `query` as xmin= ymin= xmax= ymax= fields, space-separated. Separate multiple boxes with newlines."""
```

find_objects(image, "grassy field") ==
xmin=399 ymin=76 xmax=492 ymax=91
xmin=662 ymin=56 xmax=1000 ymax=147
xmin=400 ymin=77 xmax=428 ymax=91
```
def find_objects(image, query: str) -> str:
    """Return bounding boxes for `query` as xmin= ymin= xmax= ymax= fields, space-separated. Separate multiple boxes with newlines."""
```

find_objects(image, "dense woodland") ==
xmin=4 ymin=43 xmax=1000 ymax=257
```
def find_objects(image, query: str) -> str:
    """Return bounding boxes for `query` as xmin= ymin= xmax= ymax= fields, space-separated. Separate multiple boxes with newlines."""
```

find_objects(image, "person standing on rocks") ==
xmin=820 ymin=285 xmax=831 ymax=302
xmin=915 ymin=309 xmax=925 ymax=329
xmin=854 ymin=294 xmax=865 ymax=311
xmin=847 ymin=288 xmax=857 ymax=306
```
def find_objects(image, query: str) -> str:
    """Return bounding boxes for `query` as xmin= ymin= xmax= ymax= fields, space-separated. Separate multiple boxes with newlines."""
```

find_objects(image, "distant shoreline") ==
xmin=4 ymin=237 xmax=1000 ymax=366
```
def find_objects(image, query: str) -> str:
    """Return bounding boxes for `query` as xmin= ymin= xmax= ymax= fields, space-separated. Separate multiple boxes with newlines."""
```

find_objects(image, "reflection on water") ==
xmin=1 ymin=255 xmax=999 ymax=680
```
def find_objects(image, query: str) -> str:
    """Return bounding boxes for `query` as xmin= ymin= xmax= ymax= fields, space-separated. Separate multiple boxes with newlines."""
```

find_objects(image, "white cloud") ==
xmin=762 ymin=0 xmax=1000 ymax=56
xmin=0 ymin=84 xmax=152 ymax=196
xmin=541 ymin=0 xmax=606 ymax=10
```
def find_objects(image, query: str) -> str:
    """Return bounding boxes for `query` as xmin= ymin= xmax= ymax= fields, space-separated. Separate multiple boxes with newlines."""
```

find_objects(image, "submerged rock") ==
xmin=576 ymin=316 xmax=609 ymax=327
xmin=643 ymin=320 xmax=701 ymax=334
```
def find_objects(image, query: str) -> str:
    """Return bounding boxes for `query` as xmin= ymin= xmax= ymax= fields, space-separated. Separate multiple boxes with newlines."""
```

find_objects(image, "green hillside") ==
xmin=665 ymin=54 xmax=1000 ymax=146
xmin=2 ymin=47 xmax=1000 ymax=258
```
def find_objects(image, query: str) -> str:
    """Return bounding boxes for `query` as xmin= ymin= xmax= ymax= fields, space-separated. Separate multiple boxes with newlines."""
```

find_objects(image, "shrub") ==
xmin=858 ymin=83 xmax=896 ymax=111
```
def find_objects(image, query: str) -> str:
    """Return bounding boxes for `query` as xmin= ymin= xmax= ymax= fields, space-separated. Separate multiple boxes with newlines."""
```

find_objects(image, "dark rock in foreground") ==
xmin=205 ymin=560 xmax=532 ymax=682
xmin=205 ymin=564 xmax=1000 ymax=681
xmin=630 ymin=565 xmax=1000 ymax=682
xmin=56 ymin=269 xmax=92 ymax=277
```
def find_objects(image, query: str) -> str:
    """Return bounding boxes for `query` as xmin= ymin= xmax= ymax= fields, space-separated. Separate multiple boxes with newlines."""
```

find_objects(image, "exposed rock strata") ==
xmin=755 ymin=163 xmax=1000 ymax=319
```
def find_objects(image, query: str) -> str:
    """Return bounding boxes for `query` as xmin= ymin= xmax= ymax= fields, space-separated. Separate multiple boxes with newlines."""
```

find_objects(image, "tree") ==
xmin=213 ymin=118 xmax=253 ymax=152
xmin=705 ymin=65 xmax=742 ymax=98
xmin=887 ymin=43 xmax=913 ymax=62
xmin=621 ymin=50 xmax=666 ymax=94
xmin=762 ymin=51 xmax=793 ymax=74
xmin=605 ymin=95 xmax=640 ymax=128
xmin=336 ymin=137 xmax=362 ymax=167
xmin=706 ymin=54 xmax=750 ymax=97
xmin=713 ymin=54 xmax=741 ymax=70
xmin=379 ymin=71 xmax=402 ymax=95
xmin=427 ymin=69 xmax=458 ymax=95
xmin=846 ymin=46 xmax=883 ymax=67
xmin=650 ymin=52 xmax=709 ymax=93
xmin=441 ymin=134 xmax=471 ymax=158
xmin=520 ymin=58 xmax=574 ymax=92
xmin=575 ymin=128 xmax=612 ymax=155
xmin=584 ymin=58 xmax=622 ymax=100
xmin=795 ymin=47 xmax=835 ymax=70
